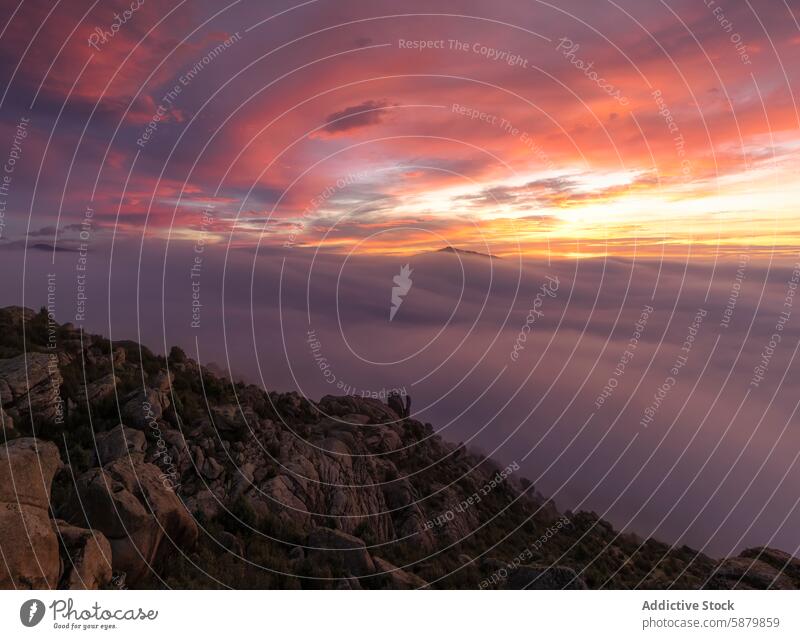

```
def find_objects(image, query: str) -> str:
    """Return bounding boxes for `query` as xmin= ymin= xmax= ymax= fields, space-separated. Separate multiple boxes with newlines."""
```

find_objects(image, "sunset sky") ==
xmin=0 ymin=0 xmax=798 ymax=259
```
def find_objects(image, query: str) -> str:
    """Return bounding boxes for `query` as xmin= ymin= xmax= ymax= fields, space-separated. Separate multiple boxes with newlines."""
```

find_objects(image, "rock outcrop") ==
xmin=739 ymin=547 xmax=800 ymax=583
xmin=307 ymin=527 xmax=375 ymax=577
xmin=0 ymin=438 xmax=62 ymax=588
xmin=708 ymin=554 xmax=796 ymax=590
xmin=81 ymin=373 xmax=119 ymax=404
xmin=0 ymin=405 xmax=14 ymax=438
xmin=0 ymin=352 xmax=63 ymax=423
xmin=63 ymin=459 xmax=198 ymax=585
xmin=372 ymin=556 xmax=428 ymax=589
xmin=92 ymin=424 xmax=146 ymax=466
xmin=54 ymin=520 xmax=113 ymax=589
xmin=505 ymin=564 xmax=588 ymax=590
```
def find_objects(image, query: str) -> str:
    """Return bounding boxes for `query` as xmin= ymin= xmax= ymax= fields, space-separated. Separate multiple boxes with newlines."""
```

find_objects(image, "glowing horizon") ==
xmin=0 ymin=0 xmax=798 ymax=260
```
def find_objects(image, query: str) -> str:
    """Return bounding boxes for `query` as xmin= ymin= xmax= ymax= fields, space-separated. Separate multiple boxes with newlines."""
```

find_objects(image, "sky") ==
xmin=1 ymin=0 xmax=800 ymax=557
xmin=0 ymin=0 xmax=798 ymax=258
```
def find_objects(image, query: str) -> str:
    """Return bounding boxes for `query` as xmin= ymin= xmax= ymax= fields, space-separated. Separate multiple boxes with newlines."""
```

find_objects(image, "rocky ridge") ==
xmin=0 ymin=306 xmax=798 ymax=590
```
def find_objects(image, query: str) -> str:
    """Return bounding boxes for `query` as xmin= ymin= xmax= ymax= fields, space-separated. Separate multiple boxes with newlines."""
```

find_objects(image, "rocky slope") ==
xmin=0 ymin=305 xmax=798 ymax=589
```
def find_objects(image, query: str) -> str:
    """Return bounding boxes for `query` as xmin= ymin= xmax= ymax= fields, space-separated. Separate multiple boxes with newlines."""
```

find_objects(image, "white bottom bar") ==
xmin=1 ymin=590 xmax=797 ymax=638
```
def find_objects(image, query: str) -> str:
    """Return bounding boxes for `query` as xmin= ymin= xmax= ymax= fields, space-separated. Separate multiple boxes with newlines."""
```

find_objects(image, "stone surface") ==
xmin=0 ymin=352 xmax=63 ymax=422
xmin=82 ymin=373 xmax=119 ymax=404
xmin=0 ymin=504 xmax=60 ymax=588
xmin=0 ymin=438 xmax=62 ymax=588
xmin=738 ymin=547 xmax=800 ymax=584
xmin=55 ymin=520 xmax=113 ymax=589
xmin=307 ymin=527 xmax=375 ymax=577
xmin=372 ymin=556 xmax=428 ymax=589
xmin=63 ymin=466 xmax=160 ymax=584
xmin=202 ymin=457 xmax=224 ymax=480
xmin=186 ymin=489 xmax=220 ymax=521
xmin=93 ymin=424 xmax=146 ymax=465
xmin=0 ymin=406 xmax=14 ymax=436
xmin=64 ymin=460 xmax=197 ymax=585
xmin=0 ymin=438 xmax=61 ymax=508
xmin=708 ymin=557 xmax=796 ymax=590
xmin=318 ymin=395 xmax=400 ymax=423
xmin=152 ymin=370 xmax=174 ymax=392
xmin=505 ymin=565 xmax=588 ymax=590
xmin=121 ymin=387 xmax=169 ymax=429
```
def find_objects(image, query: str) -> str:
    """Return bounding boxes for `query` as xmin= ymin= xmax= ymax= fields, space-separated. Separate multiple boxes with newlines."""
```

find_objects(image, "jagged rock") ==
xmin=82 ymin=373 xmax=119 ymax=403
xmin=372 ymin=556 xmax=428 ymax=589
xmin=192 ymin=445 xmax=205 ymax=470
xmin=0 ymin=504 xmax=60 ymax=589
xmin=200 ymin=437 xmax=215 ymax=454
xmin=381 ymin=477 xmax=436 ymax=551
xmin=481 ymin=557 xmax=508 ymax=573
xmin=387 ymin=392 xmax=411 ymax=418
xmin=0 ymin=306 xmax=35 ymax=326
xmin=186 ymin=489 xmax=220 ymax=521
xmin=0 ymin=437 xmax=61 ymax=508
xmin=64 ymin=460 xmax=198 ymax=584
xmin=739 ymin=547 xmax=800 ymax=584
xmin=0 ymin=352 xmax=63 ymax=422
xmin=307 ymin=527 xmax=375 ymax=577
xmin=105 ymin=459 xmax=196 ymax=543
xmin=202 ymin=457 xmax=224 ymax=480
xmin=230 ymin=463 xmax=255 ymax=500
xmin=93 ymin=424 xmax=146 ymax=465
xmin=83 ymin=345 xmax=126 ymax=368
xmin=218 ymin=531 xmax=243 ymax=555
xmin=63 ymin=467 xmax=160 ymax=584
xmin=505 ymin=565 xmax=588 ymax=590
xmin=537 ymin=498 xmax=561 ymax=524
xmin=708 ymin=557 xmax=796 ymax=589
xmin=54 ymin=520 xmax=113 ymax=589
xmin=162 ymin=429 xmax=185 ymax=449
xmin=260 ymin=475 xmax=311 ymax=528
xmin=0 ymin=406 xmax=14 ymax=436
xmin=318 ymin=395 xmax=400 ymax=423
xmin=335 ymin=574 xmax=363 ymax=589
xmin=272 ymin=391 xmax=317 ymax=421
xmin=121 ymin=387 xmax=169 ymax=429
xmin=0 ymin=438 xmax=62 ymax=588
xmin=152 ymin=370 xmax=174 ymax=392
xmin=0 ymin=353 xmax=48 ymax=400
xmin=364 ymin=426 xmax=403 ymax=452
xmin=112 ymin=347 xmax=126 ymax=366
xmin=254 ymin=431 xmax=395 ymax=541
xmin=207 ymin=404 xmax=259 ymax=436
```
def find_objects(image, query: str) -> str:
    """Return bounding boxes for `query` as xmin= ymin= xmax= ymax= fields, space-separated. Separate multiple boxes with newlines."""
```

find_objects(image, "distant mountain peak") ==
xmin=430 ymin=245 xmax=500 ymax=259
